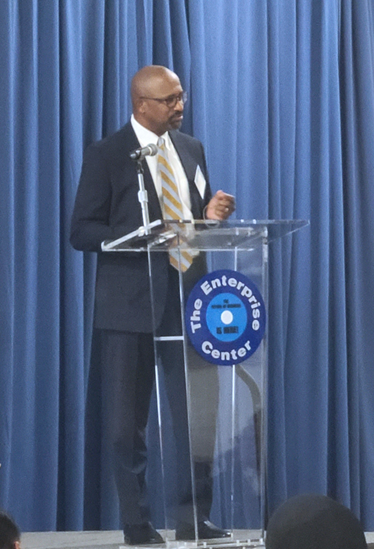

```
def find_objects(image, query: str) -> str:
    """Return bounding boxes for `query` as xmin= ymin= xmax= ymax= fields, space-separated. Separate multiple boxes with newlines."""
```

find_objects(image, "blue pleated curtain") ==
xmin=1 ymin=0 xmax=374 ymax=533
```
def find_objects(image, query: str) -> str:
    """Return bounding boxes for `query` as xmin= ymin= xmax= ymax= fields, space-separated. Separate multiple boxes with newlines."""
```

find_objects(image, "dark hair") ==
xmin=266 ymin=494 xmax=367 ymax=549
xmin=0 ymin=510 xmax=20 ymax=549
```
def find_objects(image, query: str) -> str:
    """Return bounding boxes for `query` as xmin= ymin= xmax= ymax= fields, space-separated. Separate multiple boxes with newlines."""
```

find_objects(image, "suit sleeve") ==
xmin=70 ymin=143 xmax=118 ymax=252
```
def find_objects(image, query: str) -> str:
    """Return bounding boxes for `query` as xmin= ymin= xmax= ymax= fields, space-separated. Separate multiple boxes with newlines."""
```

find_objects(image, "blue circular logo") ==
xmin=185 ymin=269 xmax=266 ymax=366
xmin=206 ymin=293 xmax=248 ymax=342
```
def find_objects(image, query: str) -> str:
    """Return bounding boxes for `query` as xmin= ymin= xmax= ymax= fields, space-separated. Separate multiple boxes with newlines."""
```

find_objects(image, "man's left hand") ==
xmin=205 ymin=190 xmax=236 ymax=220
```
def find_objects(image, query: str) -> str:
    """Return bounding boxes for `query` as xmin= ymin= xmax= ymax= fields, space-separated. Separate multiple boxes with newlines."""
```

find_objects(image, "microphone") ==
xmin=129 ymin=143 xmax=158 ymax=161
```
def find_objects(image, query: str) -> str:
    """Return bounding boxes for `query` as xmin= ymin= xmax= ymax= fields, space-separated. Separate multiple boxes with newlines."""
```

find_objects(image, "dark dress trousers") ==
xmin=70 ymin=122 xmax=217 ymax=527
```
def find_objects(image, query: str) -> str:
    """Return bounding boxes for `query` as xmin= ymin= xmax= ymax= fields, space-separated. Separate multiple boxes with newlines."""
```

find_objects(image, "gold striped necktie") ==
xmin=157 ymin=137 xmax=192 ymax=272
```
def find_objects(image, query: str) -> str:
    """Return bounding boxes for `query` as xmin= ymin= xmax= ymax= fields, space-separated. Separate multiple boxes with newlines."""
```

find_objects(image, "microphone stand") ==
xmin=101 ymin=149 xmax=175 ymax=250
xmin=135 ymin=159 xmax=151 ymax=235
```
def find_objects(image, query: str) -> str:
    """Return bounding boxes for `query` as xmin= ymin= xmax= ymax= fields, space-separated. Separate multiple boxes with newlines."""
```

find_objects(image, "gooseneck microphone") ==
xmin=129 ymin=143 xmax=158 ymax=161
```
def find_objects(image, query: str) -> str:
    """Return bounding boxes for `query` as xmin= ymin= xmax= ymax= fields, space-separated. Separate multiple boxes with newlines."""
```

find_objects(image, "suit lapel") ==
xmin=169 ymin=131 xmax=204 ymax=219
xmin=121 ymin=123 xmax=163 ymax=222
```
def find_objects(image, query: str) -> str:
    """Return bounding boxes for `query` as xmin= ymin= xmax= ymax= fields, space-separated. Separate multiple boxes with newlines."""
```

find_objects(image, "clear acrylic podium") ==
xmin=103 ymin=219 xmax=308 ymax=548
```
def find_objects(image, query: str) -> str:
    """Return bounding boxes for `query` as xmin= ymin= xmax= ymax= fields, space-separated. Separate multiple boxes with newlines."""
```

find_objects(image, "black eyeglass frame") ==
xmin=140 ymin=90 xmax=188 ymax=108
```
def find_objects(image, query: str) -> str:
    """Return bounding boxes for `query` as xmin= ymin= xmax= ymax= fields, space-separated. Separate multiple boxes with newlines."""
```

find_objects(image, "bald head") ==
xmin=131 ymin=66 xmax=178 ymax=106
xmin=131 ymin=65 xmax=184 ymax=135
xmin=266 ymin=494 xmax=367 ymax=549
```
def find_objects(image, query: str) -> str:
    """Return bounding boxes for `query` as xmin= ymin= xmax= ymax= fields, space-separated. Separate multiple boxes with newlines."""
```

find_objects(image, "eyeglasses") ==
xmin=140 ymin=91 xmax=188 ymax=108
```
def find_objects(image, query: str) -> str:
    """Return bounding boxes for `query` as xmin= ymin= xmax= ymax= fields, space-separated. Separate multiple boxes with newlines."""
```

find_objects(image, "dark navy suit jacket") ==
xmin=70 ymin=121 xmax=212 ymax=332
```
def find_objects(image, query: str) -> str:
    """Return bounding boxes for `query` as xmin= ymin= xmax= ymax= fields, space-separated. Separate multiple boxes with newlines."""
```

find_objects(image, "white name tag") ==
xmin=194 ymin=165 xmax=206 ymax=199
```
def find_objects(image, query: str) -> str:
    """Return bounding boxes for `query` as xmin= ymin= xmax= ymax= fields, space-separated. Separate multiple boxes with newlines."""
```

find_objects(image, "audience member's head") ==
xmin=266 ymin=494 xmax=367 ymax=549
xmin=0 ymin=510 xmax=21 ymax=549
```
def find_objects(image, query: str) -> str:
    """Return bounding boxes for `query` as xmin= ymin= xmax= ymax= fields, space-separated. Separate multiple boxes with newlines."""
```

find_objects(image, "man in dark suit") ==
xmin=70 ymin=65 xmax=235 ymax=545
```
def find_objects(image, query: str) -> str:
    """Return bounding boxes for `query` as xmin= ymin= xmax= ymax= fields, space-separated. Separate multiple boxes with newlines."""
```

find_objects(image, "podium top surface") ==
xmin=102 ymin=219 xmax=309 ymax=252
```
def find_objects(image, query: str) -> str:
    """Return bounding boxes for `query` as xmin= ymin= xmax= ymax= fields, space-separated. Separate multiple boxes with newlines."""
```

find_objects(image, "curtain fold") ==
xmin=1 ymin=0 xmax=374 ymax=532
xmin=339 ymin=0 xmax=374 ymax=522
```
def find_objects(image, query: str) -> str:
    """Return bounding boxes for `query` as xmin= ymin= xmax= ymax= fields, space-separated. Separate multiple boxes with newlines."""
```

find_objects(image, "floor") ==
xmin=20 ymin=530 xmax=374 ymax=549
xmin=21 ymin=530 xmax=263 ymax=549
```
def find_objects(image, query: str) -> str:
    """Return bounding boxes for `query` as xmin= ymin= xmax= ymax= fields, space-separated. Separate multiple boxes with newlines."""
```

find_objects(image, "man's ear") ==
xmin=14 ymin=541 xmax=21 ymax=549
xmin=139 ymin=103 xmax=145 ymax=114
xmin=136 ymin=97 xmax=147 ymax=114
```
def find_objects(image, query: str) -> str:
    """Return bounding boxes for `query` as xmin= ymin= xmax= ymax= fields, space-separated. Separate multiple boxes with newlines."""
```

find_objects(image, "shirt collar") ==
xmin=131 ymin=115 xmax=172 ymax=150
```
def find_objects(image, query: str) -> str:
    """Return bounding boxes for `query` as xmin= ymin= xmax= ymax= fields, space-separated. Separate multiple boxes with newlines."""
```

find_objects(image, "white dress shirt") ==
xmin=131 ymin=115 xmax=193 ymax=220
